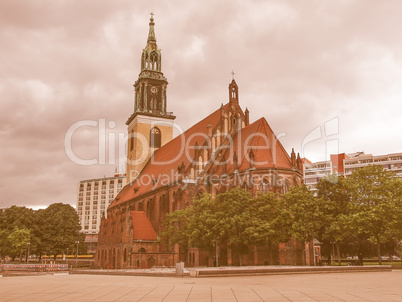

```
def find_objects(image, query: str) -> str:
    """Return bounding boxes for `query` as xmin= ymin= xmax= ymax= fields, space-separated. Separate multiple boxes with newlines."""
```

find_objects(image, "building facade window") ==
xmin=150 ymin=127 xmax=161 ymax=148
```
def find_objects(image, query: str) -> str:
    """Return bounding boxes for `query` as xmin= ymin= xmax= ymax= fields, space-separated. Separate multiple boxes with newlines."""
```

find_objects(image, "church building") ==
xmin=95 ymin=16 xmax=307 ymax=269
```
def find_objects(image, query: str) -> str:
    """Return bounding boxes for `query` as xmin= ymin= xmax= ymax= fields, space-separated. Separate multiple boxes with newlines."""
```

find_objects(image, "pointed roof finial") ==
xmin=148 ymin=12 xmax=156 ymax=42
xmin=231 ymin=70 xmax=235 ymax=80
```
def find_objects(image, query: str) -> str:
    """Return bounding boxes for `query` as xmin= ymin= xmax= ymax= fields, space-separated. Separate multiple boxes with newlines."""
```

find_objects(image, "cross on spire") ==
xmin=231 ymin=70 xmax=235 ymax=80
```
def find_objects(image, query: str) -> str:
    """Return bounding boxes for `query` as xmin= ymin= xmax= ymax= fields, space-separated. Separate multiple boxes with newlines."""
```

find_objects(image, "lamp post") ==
xmin=66 ymin=248 xmax=69 ymax=266
xmin=139 ymin=239 xmax=142 ymax=269
xmin=26 ymin=242 xmax=30 ymax=263
xmin=331 ymin=241 xmax=335 ymax=264
xmin=75 ymin=241 xmax=79 ymax=269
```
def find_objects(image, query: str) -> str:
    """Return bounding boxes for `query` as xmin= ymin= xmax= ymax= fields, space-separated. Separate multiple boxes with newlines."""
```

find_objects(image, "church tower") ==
xmin=126 ymin=14 xmax=176 ymax=182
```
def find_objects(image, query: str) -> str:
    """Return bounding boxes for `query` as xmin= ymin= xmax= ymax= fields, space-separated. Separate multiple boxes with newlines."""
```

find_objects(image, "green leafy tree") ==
xmin=242 ymin=192 xmax=289 ymax=264
xmin=0 ymin=206 xmax=35 ymax=261
xmin=281 ymin=185 xmax=323 ymax=265
xmin=0 ymin=228 xmax=11 ymax=261
xmin=161 ymin=208 xmax=191 ymax=260
xmin=213 ymin=188 xmax=254 ymax=265
xmin=0 ymin=206 xmax=35 ymax=231
xmin=243 ymin=192 xmax=286 ymax=246
xmin=316 ymin=174 xmax=351 ymax=265
xmin=187 ymin=193 xmax=220 ymax=251
xmin=35 ymin=203 xmax=82 ymax=261
xmin=7 ymin=227 xmax=31 ymax=262
xmin=162 ymin=188 xmax=258 ymax=266
xmin=346 ymin=165 xmax=402 ymax=265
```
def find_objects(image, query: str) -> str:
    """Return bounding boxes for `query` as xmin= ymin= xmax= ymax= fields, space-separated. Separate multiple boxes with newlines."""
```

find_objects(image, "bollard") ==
xmin=175 ymin=261 xmax=184 ymax=276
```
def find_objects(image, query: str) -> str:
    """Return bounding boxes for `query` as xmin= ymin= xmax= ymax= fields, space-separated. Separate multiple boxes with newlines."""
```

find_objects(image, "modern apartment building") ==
xmin=76 ymin=173 xmax=126 ymax=233
xmin=303 ymin=153 xmax=348 ymax=190
xmin=303 ymin=152 xmax=402 ymax=190
xmin=343 ymin=152 xmax=402 ymax=178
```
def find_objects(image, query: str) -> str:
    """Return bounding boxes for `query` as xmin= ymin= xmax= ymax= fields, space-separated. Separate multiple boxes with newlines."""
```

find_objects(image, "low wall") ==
xmin=1 ymin=264 xmax=68 ymax=272
xmin=190 ymin=265 xmax=393 ymax=277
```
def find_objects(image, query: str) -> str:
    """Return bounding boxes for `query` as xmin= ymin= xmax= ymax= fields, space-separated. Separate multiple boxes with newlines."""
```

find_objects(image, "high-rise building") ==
xmin=76 ymin=172 xmax=126 ymax=252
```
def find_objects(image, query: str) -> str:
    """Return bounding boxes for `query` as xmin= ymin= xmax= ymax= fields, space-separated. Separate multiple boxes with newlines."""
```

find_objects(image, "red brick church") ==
xmin=95 ymin=16 xmax=309 ymax=269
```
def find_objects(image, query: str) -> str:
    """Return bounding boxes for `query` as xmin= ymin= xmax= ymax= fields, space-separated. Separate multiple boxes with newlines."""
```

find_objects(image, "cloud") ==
xmin=0 ymin=0 xmax=401 ymax=208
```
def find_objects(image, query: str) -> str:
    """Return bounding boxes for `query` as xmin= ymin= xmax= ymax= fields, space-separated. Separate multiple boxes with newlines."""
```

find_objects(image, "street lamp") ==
xmin=66 ymin=248 xmax=69 ymax=266
xmin=75 ymin=241 xmax=79 ymax=269
xmin=26 ymin=242 xmax=30 ymax=263
xmin=139 ymin=239 xmax=142 ymax=269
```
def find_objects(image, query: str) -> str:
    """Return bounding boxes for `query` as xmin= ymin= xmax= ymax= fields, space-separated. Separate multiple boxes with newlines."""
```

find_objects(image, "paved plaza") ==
xmin=1 ymin=271 xmax=401 ymax=301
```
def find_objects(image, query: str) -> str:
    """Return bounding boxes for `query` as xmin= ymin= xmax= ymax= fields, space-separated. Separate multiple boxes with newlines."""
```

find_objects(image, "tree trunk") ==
xmin=336 ymin=242 xmax=341 ymax=266
xmin=377 ymin=238 xmax=382 ymax=265
xmin=327 ymin=250 xmax=331 ymax=266
xmin=358 ymin=252 xmax=363 ymax=266
xmin=268 ymin=242 xmax=273 ymax=265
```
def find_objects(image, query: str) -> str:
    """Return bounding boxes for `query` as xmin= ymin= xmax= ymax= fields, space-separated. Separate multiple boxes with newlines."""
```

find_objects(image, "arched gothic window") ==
xmin=150 ymin=127 xmax=161 ymax=148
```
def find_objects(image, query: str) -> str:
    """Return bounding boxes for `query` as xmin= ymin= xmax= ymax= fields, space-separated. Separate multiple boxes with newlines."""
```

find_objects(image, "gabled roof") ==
xmin=232 ymin=117 xmax=292 ymax=172
xmin=110 ymin=102 xmax=294 ymax=209
xmin=131 ymin=211 xmax=157 ymax=240
xmin=207 ymin=117 xmax=292 ymax=175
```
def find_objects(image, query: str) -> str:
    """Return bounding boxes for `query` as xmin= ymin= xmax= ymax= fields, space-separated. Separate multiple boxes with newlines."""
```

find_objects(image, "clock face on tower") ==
xmin=150 ymin=86 xmax=158 ymax=94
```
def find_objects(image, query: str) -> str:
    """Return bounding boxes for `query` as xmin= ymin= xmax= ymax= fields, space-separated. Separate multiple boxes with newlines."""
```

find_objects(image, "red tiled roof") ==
xmin=131 ymin=211 xmax=157 ymax=240
xmin=208 ymin=117 xmax=292 ymax=175
xmin=110 ymin=102 xmax=293 ymax=209
xmin=237 ymin=117 xmax=292 ymax=171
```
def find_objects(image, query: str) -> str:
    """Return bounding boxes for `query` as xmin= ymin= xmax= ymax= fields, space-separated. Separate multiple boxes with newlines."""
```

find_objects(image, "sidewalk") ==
xmin=0 ymin=270 xmax=401 ymax=301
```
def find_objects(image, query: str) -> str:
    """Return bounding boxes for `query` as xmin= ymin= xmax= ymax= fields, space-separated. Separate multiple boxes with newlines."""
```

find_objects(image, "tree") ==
xmin=161 ymin=208 xmax=191 ymax=260
xmin=243 ymin=192 xmax=288 ymax=264
xmin=162 ymin=193 xmax=220 ymax=264
xmin=187 ymin=193 xmax=220 ymax=251
xmin=162 ymin=188 xmax=258 ymax=266
xmin=7 ymin=227 xmax=31 ymax=262
xmin=0 ymin=228 xmax=11 ymax=261
xmin=243 ymin=192 xmax=285 ymax=246
xmin=281 ymin=185 xmax=323 ymax=265
xmin=0 ymin=206 xmax=35 ymax=232
xmin=316 ymin=174 xmax=351 ymax=265
xmin=34 ymin=203 xmax=82 ymax=261
xmin=213 ymin=188 xmax=254 ymax=265
xmin=0 ymin=206 xmax=35 ymax=261
xmin=346 ymin=165 xmax=402 ymax=265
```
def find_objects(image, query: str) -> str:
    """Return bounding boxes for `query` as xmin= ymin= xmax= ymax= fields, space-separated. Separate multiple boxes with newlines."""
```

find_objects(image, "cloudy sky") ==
xmin=1 ymin=0 xmax=402 ymax=209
